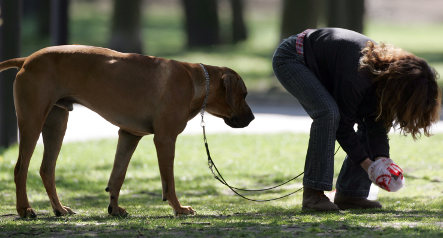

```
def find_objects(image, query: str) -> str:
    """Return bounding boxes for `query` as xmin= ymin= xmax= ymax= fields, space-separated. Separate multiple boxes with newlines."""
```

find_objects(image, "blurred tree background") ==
xmin=1 ymin=0 xmax=443 ymax=146
xmin=15 ymin=0 xmax=443 ymax=87
xmin=16 ymin=0 xmax=443 ymax=86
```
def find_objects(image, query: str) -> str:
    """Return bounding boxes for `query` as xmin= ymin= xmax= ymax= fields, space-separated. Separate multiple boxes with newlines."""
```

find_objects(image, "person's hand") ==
xmin=375 ymin=156 xmax=389 ymax=161
xmin=368 ymin=158 xmax=405 ymax=192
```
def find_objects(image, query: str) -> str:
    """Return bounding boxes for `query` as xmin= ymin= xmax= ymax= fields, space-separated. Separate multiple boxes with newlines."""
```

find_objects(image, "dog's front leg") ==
xmin=106 ymin=129 xmax=142 ymax=217
xmin=154 ymin=134 xmax=195 ymax=216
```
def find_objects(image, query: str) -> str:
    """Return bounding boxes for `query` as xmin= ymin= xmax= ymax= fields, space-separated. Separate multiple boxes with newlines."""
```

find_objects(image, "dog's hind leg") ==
xmin=106 ymin=129 xmax=141 ymax=217
xmin=14 ymin=125 xmax=42 ymax=218
xmin=153 ymin=134 xmax=195 ymax=216
xmin=14 ymin=78 xmax=53 ymax=218
xmin=40 ymin=106 xmax=75 ymax=216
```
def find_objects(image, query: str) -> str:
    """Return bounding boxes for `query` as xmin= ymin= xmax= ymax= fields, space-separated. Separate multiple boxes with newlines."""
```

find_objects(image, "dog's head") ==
xmin=207 ymin=67 xmax=254 ymax=128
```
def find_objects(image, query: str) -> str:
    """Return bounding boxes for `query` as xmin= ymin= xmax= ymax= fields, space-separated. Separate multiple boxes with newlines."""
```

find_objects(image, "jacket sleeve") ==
xmin=335 ymin=78 xmax=371 ymax=164
xmin=364 ymin=116 xmax=390 ymax=159
xmin=336 ymin=113 xmax=370 ymax=164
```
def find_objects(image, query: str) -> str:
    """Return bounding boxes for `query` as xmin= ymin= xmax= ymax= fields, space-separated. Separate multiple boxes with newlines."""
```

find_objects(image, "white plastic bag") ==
xmin=368 ymin=158 xmax=404 ymax=192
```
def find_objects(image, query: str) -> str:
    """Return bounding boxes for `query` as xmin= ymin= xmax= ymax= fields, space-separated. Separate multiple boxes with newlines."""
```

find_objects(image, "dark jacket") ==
xmin=303 ymin=28 xmax=389 ymax=163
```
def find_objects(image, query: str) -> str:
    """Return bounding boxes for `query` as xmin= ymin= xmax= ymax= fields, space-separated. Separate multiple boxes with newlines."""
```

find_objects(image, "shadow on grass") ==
xmin=1 ymin=206 xmax=441 ymax=237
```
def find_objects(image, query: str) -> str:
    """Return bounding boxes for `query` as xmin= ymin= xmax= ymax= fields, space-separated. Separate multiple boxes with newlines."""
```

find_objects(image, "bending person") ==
xmin=272 ymin=28 xmax=441 ymax=211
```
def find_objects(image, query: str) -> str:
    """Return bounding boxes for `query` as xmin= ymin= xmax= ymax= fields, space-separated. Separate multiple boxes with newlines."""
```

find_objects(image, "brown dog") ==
xmin=0 ymin=45 xmax=254 ymax=218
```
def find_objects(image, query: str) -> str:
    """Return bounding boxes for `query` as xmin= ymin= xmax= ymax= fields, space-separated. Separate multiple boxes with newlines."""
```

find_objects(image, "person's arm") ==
xmin=360 ymin=107 xmax=391 ymax=172
xmin=335 ymin=82 xmax=373 ymax=165
xmin=365 ymin=115 xmax=390 ymax=159
xmin=336 ymin=113 xmax=370 ymax=164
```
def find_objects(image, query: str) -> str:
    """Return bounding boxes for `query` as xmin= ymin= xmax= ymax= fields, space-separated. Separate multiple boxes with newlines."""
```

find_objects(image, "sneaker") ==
xmin=302 ymin=187 xmax=339 ymax=211
xmin=334 ymin=191 xmax=382 ymax=209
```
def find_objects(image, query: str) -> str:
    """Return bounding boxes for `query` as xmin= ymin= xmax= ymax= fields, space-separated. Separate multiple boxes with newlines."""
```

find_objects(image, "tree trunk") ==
xmin=38 ymin=0 xmax=51 ymax=37
xmin=327 ymin=0 xmax=346 ymax=29
xmin=182 ymin=0 xmax=220 ymax=47
xmin=280 ymin=0 xmax=319 ymax=39
xmin=230 ymin=0 xmax=247 ymax=43
xmin=0 ymin=0 xmax=21 ymax=147
xmin=51 ymin=0 xmax=69 ymax=45
xmin=22 ymin=0 xmax=38 ymax=17
xmin=347 ymin=0 xmax=365 ymax=33
xmin=109 ymin=0 xmax=143 ymax=53
xmin=327 ymin=0 xmax=365 ymax=33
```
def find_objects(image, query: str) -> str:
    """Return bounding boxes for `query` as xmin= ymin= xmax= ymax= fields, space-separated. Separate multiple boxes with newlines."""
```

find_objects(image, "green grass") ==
xmin=0 ymin=133 xmax=442 ymax=237
xmin=8 ymin=2 xmax=443 ymax=236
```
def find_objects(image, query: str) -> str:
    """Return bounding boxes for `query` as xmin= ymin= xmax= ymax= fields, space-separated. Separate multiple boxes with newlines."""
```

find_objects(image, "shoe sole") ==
xmin=301 ymin=206 xmax=340 ymax=212
xmin=334 ymin=203 xmax=382 ymax=210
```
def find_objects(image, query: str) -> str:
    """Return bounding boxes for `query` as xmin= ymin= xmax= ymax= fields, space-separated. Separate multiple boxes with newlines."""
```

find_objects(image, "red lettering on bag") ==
xmin=376 ymin=174 xmax=391 ymax=192
xmin=388 ymin=163 xmax=403 ymax=177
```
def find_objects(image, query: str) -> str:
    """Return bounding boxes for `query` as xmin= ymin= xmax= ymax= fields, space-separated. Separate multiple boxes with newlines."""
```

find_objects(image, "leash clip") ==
xmin=200 ymin=118 xmax=206 ymax=127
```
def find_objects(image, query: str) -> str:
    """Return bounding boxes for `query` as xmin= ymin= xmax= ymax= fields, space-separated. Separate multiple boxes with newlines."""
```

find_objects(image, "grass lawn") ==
xmin=0 ymin=133 xmax=442 ymax=237
xmin=5 ymin=2 xmax=443 ymax=237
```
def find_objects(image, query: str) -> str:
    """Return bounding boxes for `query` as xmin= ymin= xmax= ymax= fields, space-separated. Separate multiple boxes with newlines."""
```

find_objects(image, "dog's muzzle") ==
xmin=224 ymin=112 xmax=255 ymax=128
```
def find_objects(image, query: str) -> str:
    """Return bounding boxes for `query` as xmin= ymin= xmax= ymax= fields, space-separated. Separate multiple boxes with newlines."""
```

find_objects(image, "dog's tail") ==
xmin=0 ymin=57 xmax=26 ymax=73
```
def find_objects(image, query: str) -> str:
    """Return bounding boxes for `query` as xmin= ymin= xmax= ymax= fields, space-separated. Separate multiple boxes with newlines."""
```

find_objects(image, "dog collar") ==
xmin=199 ymin=63 xmax=210 ymax=123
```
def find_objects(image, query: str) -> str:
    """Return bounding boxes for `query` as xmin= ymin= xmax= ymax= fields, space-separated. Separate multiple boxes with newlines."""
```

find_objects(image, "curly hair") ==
xmin=359 ymin=41 xmax=441 ymax=139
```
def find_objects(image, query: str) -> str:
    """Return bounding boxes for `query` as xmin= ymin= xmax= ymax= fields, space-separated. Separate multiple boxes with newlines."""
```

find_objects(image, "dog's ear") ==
xmin=222 ymin=73 xmax=236 ymax=107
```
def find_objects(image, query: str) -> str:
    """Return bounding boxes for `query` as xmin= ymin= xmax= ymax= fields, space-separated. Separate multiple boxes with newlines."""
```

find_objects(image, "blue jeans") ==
xmin=272 ymin=35 xmax=371 ymax=197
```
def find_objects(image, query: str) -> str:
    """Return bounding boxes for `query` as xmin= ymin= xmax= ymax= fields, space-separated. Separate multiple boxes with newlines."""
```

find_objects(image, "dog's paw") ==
xmin=54 ymin=206 xmax=76 ymax=216
xmin=108 ymin=205 xmax=128 ymax=217
xmin=17 ymin=207 xmax=37 ymax=219
xmin=174 ymin=206 xmax=195 ymax=216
